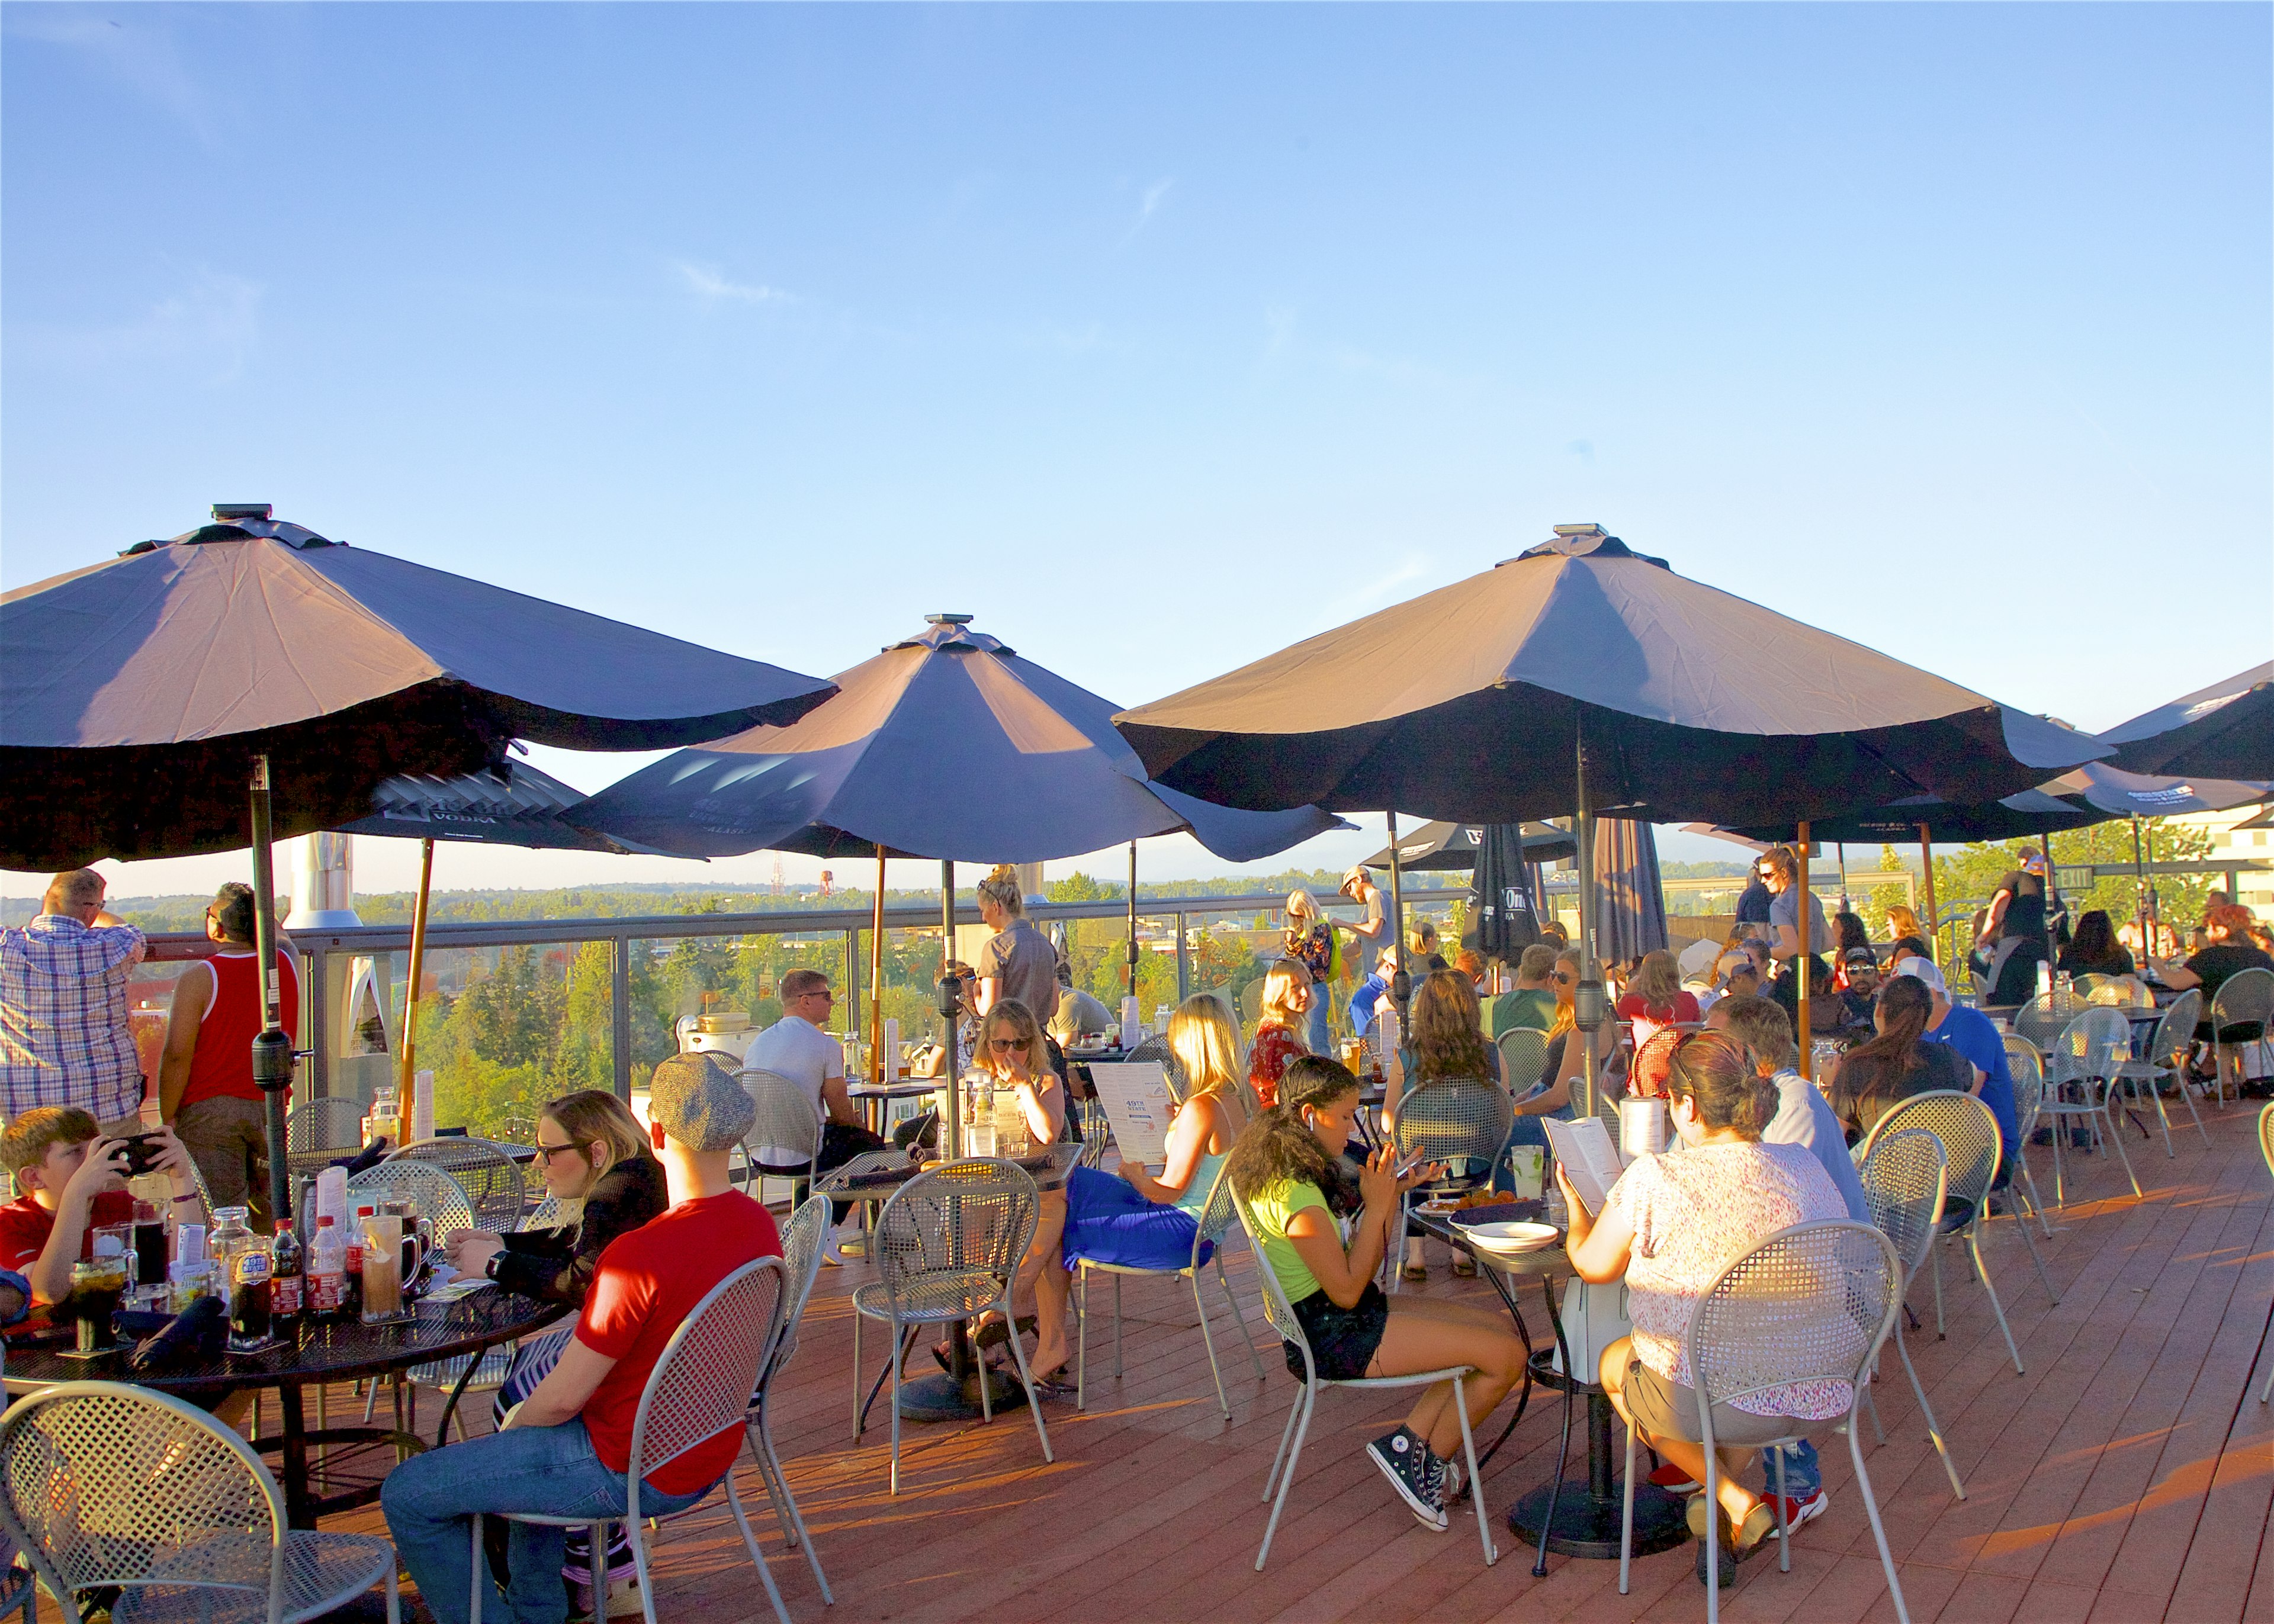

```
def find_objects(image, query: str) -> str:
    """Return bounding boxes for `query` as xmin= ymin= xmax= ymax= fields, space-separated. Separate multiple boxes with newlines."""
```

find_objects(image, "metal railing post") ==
xmin=1175 ymin=906 xmax=1190 ymax=1004
xmin=612 ymin=931 xmax=632 ymax=1101
xmin=305 ymin=942 xmax=327 ymax=1101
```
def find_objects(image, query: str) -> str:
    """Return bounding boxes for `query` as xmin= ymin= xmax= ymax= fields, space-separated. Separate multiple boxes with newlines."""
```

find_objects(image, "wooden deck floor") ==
xmin=81 ymin=1097 xmax=2274 ymax=1623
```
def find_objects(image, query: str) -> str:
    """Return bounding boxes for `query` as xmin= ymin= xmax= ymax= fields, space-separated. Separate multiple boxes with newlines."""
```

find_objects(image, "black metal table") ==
xmin=1412 ymin=1207 xmax=1688 ymax=1571
xmin=6 ymin=1289 xmax=566 ymax=1528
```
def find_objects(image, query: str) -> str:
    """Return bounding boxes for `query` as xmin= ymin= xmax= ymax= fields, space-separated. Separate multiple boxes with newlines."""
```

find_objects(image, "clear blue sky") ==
xmin=6 ymin=3 xmax=2268 ymax=902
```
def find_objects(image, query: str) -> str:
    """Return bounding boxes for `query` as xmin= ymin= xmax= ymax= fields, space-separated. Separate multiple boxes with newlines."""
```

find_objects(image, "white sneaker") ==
xmin=821 ymin=1231 xmax=847 ymax=1268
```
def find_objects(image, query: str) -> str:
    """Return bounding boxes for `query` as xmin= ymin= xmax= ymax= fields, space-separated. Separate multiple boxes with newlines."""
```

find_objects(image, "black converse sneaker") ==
xmin=1366 ymin=1426 xmax=1450 ymax=1532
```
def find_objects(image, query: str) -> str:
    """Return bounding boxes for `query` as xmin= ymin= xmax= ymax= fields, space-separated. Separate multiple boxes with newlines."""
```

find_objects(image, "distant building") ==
xmin=2170 ymin=809 xmax=2274 ymax=917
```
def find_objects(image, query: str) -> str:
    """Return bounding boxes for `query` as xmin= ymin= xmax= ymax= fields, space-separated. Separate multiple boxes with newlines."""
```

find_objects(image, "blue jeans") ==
xmin=381 ymin=1417 xmax=706 ymax=1624
xmin=1303 ymin=999 xmax=1332 ymax=1057
xmin=1762 ymin=1439 xmax=1820 ymax=1498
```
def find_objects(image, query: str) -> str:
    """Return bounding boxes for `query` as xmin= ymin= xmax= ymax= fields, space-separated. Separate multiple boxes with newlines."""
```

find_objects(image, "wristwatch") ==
xmin=484 ymin=1253 xmax=502 ymax=1281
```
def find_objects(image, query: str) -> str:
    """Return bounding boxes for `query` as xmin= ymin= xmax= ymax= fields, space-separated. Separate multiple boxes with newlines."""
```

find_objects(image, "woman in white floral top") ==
xmin=1560 ymin=1029 xmax=1849 ymax=1583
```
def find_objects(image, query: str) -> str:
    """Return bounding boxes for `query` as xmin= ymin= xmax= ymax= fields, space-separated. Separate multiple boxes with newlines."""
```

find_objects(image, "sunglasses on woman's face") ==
xmin=989 ymin=1037 xmax=1022 ymax=1051
xmin=1552 ymin=972 xmax=1574 ymax=985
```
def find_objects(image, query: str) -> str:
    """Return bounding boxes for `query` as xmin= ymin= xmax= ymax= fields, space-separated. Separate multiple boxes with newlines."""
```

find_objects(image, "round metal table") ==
xmin=7 ymin=1289 xmax=566 ymax=1527
xmin=1412 ymin=1205 xmax=1689 ymax=1571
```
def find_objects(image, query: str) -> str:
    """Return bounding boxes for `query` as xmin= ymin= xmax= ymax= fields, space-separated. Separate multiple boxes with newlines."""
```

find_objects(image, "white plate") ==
xmin=1464 ymin=1220 xmax=1559 ymax=1253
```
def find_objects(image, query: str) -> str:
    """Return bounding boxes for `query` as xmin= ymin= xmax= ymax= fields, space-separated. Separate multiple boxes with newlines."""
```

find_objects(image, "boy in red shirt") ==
xmin=0 ymin=1107 xmax=200 ymax=1329
xmin=383 ymin=1055 xmax=781 ymax=1624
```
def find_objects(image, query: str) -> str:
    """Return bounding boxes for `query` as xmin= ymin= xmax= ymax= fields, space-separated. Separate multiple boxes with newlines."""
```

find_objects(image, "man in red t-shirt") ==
xmin=0 ymin=1106 xmax=202 ymax=1331
xmin=383 ymin=1054 xmax=781 ymax=1624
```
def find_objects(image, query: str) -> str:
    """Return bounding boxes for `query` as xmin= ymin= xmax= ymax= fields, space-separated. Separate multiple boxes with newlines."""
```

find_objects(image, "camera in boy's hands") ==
xmin=116 ymin=1133 xmax=165 ymax=1178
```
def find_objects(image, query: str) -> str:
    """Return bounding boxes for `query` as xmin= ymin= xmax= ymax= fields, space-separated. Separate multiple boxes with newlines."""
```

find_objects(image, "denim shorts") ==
xmin=1286 ymin=1282 xmax=1389 ymax=1381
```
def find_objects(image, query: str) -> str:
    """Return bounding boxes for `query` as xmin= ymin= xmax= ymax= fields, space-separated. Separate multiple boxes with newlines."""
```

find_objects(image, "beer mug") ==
xmin=359 ymin=1214 xmax=411 ymax=1324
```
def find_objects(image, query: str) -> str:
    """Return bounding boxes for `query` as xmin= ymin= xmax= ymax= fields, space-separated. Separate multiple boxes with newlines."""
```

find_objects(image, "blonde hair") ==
xmin=540 ymin=1091 xmax=654 ymax=1227
xmin=977 ymin=998 xmax=1048 ymax=1079
xmin=1257 ymin=957 xmax=1313 ymax=1029
xmin=1168 ymin=993 xmax=1248 ymax=1106
xmin=1630 ymin=949 xmax=1680 ymax=1006
xmin=1548 ymin=947 xmax=1582 ymax=1038
xmin=976 ymin=865 xmax=1025 ymax=918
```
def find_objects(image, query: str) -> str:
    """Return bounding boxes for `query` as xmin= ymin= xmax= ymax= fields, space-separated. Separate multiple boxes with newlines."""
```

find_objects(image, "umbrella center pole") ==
xmin=1127 ymin=842 xmax=1139 ymax=999
xmin=248 ymin=755 xmax=295 ymax=1231
xmin=1796 ymin=821 xmax=1813 ymax=1082
xmin=939 ymin=860 xmax=961 ymax=1160
xmin=1386 ymin=811 xmax=1409 ymax=1021
xmin=1573 ymin=725 xmax=1602 ymax=1119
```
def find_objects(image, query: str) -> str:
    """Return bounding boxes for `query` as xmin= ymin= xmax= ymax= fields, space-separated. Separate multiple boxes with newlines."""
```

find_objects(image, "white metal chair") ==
xmin=1385 ymin=1078 xmax=1512 ymax=1293
xmin=2040 ymin=1008 xmax=2142 ymax=1202
xmin=1495 ymin=1028 xmax=1550 ymax=1099
xmin=2210 ymin=968 xmax=2274 ymax=1108
xmin=471 ymin=1257 xmax=796 ymax=1624
xmin=285 ymin=1098 xmax=368 ymax=1182
xmin=0 ymin=1381 xmax=399 ymax=1624
xmin=850 ymin=1159 xmax=1054 ymax=1494
xmin=1075 ymin=1162 xmax=1265 ymax=1417
xmin=1618 ymin=1220 xmax=1908 ymax=1624
xmin=346 ymin=1158 xmax=478 ymax=1234
xmin=1858 ymin=1091 xmax=2052 ymax=1375
xmin=2000 ymin=1037 xmax=2058 ymax=1239
xmin=1856 ymin=1129 xmax=1965 ymax=1501
xmin=2258 ymin=1105 xmax=2274 ymax=1404
xmin=2114 ymin=989 xmax=2209 ymax=1156
xmin=745 ymin=1197 xmax=833 ymax=1606
xmin=388 ymin=1138 xmax=530 ymax=1231
xmin=1233 ymin=1191 xmax=1498 ymax=1571
xmin=739 ymin=1068 xmax=826 ymax=1204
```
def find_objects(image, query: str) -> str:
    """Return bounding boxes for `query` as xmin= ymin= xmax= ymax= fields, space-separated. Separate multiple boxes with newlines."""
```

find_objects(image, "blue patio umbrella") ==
xmin=1 ymin=504 xmax=833 ymax=1224
xmin=2099 ymin=662 xmax=2273 ymax=781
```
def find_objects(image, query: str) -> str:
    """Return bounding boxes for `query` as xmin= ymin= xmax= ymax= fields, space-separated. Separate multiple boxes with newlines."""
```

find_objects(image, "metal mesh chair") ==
xmin=388 ymin=1139 xmax=529 ymax=1231
xmin=744 ymin=1197 xmax=832 ymax=1606
xmin=1858 ymin=1091 xmax=2054 ymax=1375
xmin=0 ymin=1381 xmax=399 ymax=1624
xmin=1074 ymin=1098 xmax=1112 ymax=1169
xmin=471 ymin=1257 xmax=793 ymax=1624
xmin=1233 ymin=1190 xmax=1498 ymax=1570
xmin=850 ymin=1159 xmax=1054 ymax=1494
xmin=1857 ymin=1130 xmax=1965 ymax=1501
xmin=285 ymin=1098 xmax=368 ymax=1182
xmin=2084 ymin=977 xmax=2152 ymax=1008
xmin=1999 ymin=1038 xmax=2057 ymax=1239
xmin=1495 ymin=1028 xmax=1550 ymax=1098
xmin=2211 ymin=968 xmax=2274 ymax=1108
xmin=1386 ymin=1079 xmax=1512 ymax=1294
xmin=2009 ymin=992 xmax=2082 ymax=1054
xmin=399 ymin=1192 xmax=575 ymax=1429
xmin=1620 ymin=1222 xmax=1907 ymax=1624
xmin=346 ymin=1159 xmax=476 ymax=1234
xmin=738 ymin=1068 xmax=825 ymax=1202
xmin=2260 ymin=1105 xmax=2274 ymax=1404
xmin=1126 ymin=1034 xmax=1189 ymax=1105
xmin=1075 ymin=1162 xmax=1265 ymax=1417
xmin=2040 ymin=1008 xmax=2142 ymax=1202
xmin=2115 ymin=990 xmax=2209 ymax=1156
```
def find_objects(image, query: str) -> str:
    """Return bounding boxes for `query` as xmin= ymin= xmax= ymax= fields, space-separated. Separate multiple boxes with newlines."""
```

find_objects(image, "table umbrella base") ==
xmin=1509 ymin=1477 xmax=1688 ymax=1559
xmin=894 ymin=1368 xmax=1033 ymax=1423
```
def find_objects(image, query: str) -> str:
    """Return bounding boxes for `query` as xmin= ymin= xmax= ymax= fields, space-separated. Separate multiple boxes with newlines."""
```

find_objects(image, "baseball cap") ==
xmin=1844 ymin=948 xmax=1878 ymax=967
xmin=647 ymin=1052 xmax=756 ymax=1152
xmin=1892 ymin=956 xmax=1948 ymax=996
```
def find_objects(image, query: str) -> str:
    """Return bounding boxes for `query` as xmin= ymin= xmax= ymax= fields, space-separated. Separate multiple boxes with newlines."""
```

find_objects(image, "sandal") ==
xmin=975 ymin=1315 xmax=1038 ymax=1352
xmin=1450 ymin=1255 xmax=1478 ymax=1278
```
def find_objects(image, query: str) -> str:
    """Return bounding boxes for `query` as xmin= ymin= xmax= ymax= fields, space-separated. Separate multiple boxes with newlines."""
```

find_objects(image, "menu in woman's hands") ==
xmin=1086 ymin=1062 xmax=1175 ymax=1166
xmin=1541 ymin=1116 xmax=1628 ymax=1217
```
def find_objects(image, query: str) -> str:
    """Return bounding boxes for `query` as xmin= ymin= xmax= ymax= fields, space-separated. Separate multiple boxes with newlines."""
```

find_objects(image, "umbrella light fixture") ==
xmin=1 ymin=506 xmax=833 ymax=1224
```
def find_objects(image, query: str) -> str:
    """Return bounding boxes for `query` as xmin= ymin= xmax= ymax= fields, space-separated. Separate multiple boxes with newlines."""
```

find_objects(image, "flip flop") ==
xmin=975 ymin=1315 xmax=1038 ymax=1352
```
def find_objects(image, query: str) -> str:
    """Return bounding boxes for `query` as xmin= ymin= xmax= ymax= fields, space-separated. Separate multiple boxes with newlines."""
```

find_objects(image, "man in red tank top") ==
xmin=158 ymin=883 xmax=299 ymax=1230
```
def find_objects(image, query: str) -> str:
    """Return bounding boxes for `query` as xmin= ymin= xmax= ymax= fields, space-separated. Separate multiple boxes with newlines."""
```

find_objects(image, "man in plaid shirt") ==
xmin=1 ymin=870 xmax=149 ymax=1129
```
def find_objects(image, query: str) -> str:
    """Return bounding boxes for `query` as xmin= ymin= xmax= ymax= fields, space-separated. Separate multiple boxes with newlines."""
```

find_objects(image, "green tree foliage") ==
xmin=1929 ymin=819 xmax=2214 ymax=946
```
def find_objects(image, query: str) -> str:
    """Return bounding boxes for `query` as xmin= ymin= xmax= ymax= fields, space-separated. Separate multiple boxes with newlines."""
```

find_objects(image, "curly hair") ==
xmin=1408 ymin=968 xmax=1492 ymax=1083
xmin=1226 ymin=1054 xmax=1357 ymax=1203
